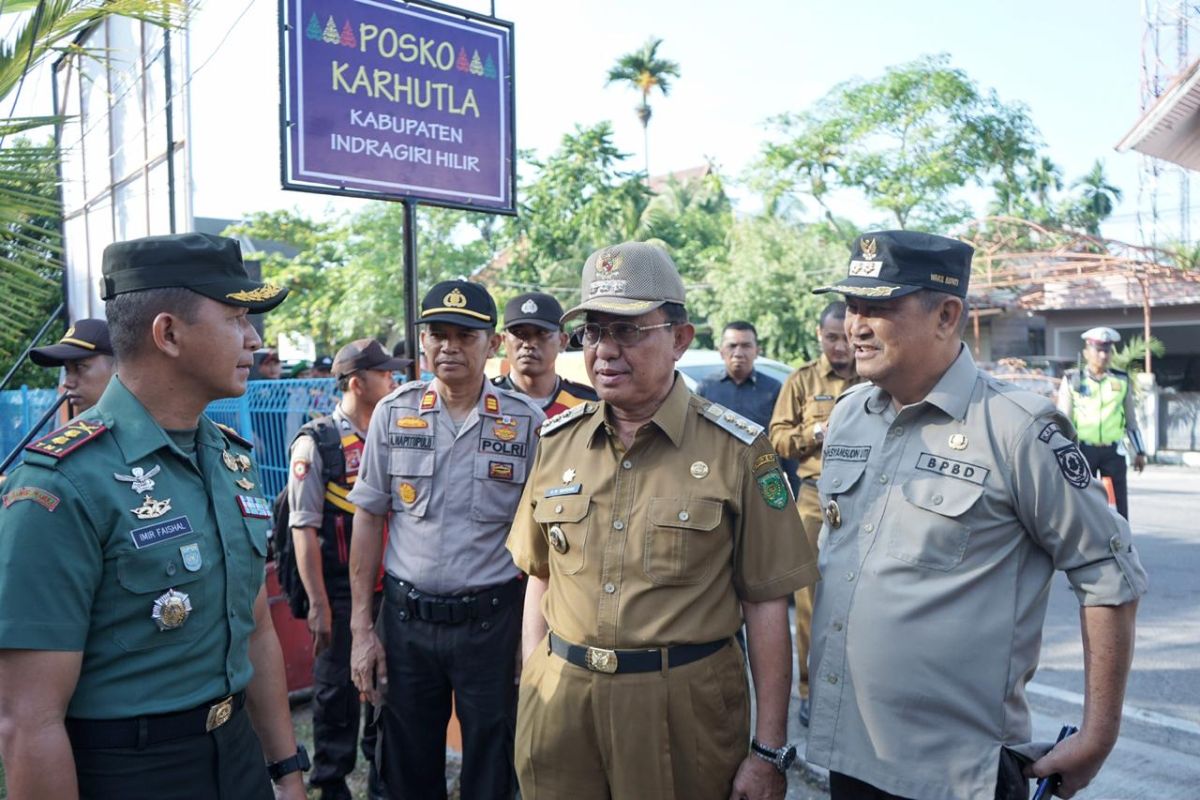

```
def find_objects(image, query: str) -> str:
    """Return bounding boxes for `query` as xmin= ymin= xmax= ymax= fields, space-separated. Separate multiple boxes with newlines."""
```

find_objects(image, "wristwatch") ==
xmin=266 ymin=744 xmax=311 ymax=782
xmin=750 ymin=738 xmax=798 ymax=773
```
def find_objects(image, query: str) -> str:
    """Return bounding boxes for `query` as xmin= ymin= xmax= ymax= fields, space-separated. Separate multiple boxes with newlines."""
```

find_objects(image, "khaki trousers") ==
xmin=515 ymin=635 xmax=749 ymax=800
xmin=793 ymin=482 xmax=823 ymax=699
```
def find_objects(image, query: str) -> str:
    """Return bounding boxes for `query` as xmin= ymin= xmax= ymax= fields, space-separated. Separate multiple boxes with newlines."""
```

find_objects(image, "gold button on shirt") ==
xmin=507 ymin=376 xmax=819 ymax=649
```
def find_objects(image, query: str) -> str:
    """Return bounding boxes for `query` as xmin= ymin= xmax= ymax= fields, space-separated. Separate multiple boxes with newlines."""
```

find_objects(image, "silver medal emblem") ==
xmin=114 ymin=464 xmax=161 ymax=494
xmin=152 ymin=589 xmax=192 ymax=630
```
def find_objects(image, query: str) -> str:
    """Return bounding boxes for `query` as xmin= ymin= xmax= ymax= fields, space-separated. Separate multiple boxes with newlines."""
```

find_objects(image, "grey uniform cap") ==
xmin=561 ymin=241 xmax=686 ymax=324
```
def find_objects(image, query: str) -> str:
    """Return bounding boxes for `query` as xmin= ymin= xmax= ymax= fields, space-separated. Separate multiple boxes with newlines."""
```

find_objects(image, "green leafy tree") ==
xmin=1065 ymin=159 xmax=1123 ymax=235
xmin=756 ymin=54 xmax=1038 ymax=231
xmin=638 ymin=167 xmax=733 ymax=286
xmin=694 ymin=216 xmax=847 ymax=363
xmin=605 ymin=36 xmax=680 ymax=179
xmin=504 ymin=123 xmax=650 ymax=295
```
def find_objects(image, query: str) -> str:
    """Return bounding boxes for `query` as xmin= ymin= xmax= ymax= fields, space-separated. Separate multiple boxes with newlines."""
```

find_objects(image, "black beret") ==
xmin=100 ymin=232 xmax=288 ymax=313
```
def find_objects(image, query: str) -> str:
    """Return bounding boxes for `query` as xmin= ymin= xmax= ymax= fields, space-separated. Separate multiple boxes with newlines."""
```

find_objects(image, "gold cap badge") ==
xmin=444 ymin=288 xmax=467 ymax=308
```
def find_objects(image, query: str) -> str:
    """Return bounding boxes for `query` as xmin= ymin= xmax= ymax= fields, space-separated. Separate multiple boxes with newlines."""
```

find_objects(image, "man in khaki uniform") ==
xmin=768 ymin=300 xmax=859 ymax=725
xmin=507 ymin=242 xmax=819 ymax=800
xmin=807 ymin=230 xmax=1147 ymax=800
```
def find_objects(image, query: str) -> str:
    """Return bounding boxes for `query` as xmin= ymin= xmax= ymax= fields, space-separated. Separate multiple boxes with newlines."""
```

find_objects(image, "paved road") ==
xmin=786 ymin=465 xmax=1199 ymax=799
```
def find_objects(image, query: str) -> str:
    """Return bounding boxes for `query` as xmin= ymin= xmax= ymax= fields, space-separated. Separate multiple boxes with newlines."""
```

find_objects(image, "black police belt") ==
xmin=384 ymin=574 xmax=524 ymax=624
xmin=548 ymin=631 xmax=729 ymax=675
xmin=66 ymin=691 xmax=245 ymax=750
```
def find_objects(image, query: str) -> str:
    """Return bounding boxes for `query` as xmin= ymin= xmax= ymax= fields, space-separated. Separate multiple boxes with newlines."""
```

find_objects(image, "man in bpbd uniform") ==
xmin=287 ymin=338 xmax=409 ymax=800
xmin=493 ymin=291 xmax=598 ymax=417
xmin=347 ymin=280 xmax=545 ymax=800
xmin=29 ymin=318 xmax=116 ymax=416
xmin=0 ymin=232 xmax=308 ymax=799
xmin=806 ymin=230 xmax=1146 ymax=800
xmin=1057 ymin=327 xmax=1146 ymax=520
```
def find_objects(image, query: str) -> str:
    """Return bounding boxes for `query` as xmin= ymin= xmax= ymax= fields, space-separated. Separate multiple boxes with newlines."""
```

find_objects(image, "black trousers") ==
xmin=311 ymin=590 xmax=381 ymax=789
xmin=73 ymin=705 xmax=272 ymax=800
xmin=830 ymin=748 xmax=1029 ymax=800
xmin=1080 ymin=442 xmax=1129 ymax=519
xmin=376 ymin=578 xmax=522 ymax=800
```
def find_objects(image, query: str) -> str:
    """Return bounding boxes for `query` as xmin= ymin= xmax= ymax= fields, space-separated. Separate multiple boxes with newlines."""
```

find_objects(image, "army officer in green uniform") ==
xmin=0 ymin=233 xmax=309 ymax=799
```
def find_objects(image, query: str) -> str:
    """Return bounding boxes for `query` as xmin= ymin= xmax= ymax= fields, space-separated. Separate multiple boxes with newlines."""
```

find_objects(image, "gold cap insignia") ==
xmin=860 ymin=237 xmax=878 ymax=261
xmin=444 ymin=288 xmax=467 ymax=308
xmin=226 ymin=284 xmax=283 ymax=303
xmin=596 ymin=248 xmax=620 ymax=277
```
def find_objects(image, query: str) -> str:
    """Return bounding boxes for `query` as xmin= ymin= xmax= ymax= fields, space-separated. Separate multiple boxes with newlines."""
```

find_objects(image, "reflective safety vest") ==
xmin=1069 ymin=370 xmax=1129 ymax=446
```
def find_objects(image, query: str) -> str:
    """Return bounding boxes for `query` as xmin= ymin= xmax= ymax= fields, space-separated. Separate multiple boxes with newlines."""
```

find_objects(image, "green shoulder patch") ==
xmin=25 ymin=419 xmax=107 ymax=459
xmin=756 ymin=468 xmax=789 ymax=510
xmin=214 ymin=421 xmax=254 ymax=450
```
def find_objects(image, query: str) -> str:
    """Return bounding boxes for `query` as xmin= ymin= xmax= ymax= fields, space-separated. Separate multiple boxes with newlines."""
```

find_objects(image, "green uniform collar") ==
xmin=94 ymin=376 xmax=228 ymax=464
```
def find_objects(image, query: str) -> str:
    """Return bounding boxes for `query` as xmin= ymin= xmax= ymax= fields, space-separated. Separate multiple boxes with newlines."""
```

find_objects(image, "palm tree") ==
xmin=605 ymin=37 xmax=680 ymax=181
xmin=1073 ymin=160 xmax=1123 ymax=235
xmin=0 ymin=1 xmax=186 ymax=368
xmin=1029 ymin=156 xmax=1063 ymax=209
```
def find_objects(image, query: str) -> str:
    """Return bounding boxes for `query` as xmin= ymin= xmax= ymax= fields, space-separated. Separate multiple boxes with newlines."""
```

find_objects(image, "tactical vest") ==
xmin=1070 ymin=370 xmax=1129 ymax=446
xmin=317 ymin=429 xmax=363 ymax=595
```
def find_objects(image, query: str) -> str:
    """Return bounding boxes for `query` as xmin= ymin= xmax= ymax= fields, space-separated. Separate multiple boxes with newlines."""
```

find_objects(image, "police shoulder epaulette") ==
xmin=541 ymin=402 xmax=592 ymax=435
xmin=214 ymin=422 xmax=254 ymax=450
xmin=698 ymin=401 xmax=761 ymax=445
xmin=24 ymin=418 xmax=108 ymax=459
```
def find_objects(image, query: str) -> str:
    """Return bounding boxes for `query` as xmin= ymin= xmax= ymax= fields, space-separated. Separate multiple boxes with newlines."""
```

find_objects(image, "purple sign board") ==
xmin=281 ymin=0 xmax=515 ymax=213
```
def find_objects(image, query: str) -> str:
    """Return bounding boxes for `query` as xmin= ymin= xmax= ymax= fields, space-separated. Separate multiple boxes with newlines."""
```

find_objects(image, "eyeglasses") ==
xmin=577 ymin=321 xmax=673 ymax=348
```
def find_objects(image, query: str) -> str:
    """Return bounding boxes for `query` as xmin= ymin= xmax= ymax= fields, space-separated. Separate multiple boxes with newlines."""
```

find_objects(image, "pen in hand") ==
xmin=1031 ymin=724 xmax=1079 ymax=800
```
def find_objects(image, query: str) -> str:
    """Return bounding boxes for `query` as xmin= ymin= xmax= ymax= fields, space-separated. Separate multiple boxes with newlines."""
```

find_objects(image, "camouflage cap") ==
xmin=561 ymin=241 xmax=686 ymax=323
xmin=100 ymin=232 xmax=288 ymax=313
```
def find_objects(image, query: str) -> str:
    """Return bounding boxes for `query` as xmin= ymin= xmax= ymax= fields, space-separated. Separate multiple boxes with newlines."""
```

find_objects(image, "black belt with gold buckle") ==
xmin=66 ymin=691 xmax=246 ymax=750
xmin=548 ymin=631 xmax=728 ymax=674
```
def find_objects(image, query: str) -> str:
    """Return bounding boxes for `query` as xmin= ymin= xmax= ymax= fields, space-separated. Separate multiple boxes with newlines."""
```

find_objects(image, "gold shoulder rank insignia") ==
xmin=698 ymin=402 xmax=760 ymax=445
xmin=541 ymin=402 xmax=592 ymax=436
xmin=25 ymin=419 xmax=108 ymax=459
xmin=213 ymin=422 xmax=254 ymax=450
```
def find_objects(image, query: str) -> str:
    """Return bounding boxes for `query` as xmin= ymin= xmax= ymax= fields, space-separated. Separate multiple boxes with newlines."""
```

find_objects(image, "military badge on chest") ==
xmin=480 ymin=414 xmax=529 ymax=458
xmin=152 ymin=589 xmax=192 ymax=630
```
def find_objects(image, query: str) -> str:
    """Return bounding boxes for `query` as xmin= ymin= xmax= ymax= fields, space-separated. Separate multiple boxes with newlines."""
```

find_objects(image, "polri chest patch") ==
xmin=915 ymin=453 xmax=989 ymax=486
xmin=480 ymin=414 xmax=530 ymax=458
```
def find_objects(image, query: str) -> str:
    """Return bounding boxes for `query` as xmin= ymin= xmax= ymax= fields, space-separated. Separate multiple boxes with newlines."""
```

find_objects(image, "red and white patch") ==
xmin=292 ymin=460 xmax=310 ymax=480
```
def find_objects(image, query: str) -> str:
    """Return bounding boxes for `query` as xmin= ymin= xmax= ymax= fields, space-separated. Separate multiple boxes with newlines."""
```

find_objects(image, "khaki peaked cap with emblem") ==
xmin=100 ymin=232 xmax=288 ymax=312
xmin=814 ymin=230 xmax=974 ymax=300
xmin=419 ymin=279 xmax=497 ymax=329
xmin=561 ymin=241 xmax=686 ymax=323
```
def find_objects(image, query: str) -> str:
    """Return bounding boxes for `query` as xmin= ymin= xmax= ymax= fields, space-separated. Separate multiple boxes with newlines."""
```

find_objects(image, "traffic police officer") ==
xmin=493 ymin=291 xmax=598 ymax=417
xmin=0 ymin=232 xmax=308 ymax=799
xmin=507 ymin=242 xmax=819 ymax=800
xmin=288 ymin=338 xmax=407 ymax=800
xmin=1057 ymin=327 xmax=1146 ymax=520
xmin=347 ymin=280 xmax=544 ymax=800
xmin=29 ymin=317 xmax=115 ymax=415
xmin=807 ymin=231 xmax=1147 ymax=800
xmin=768 ymin=300 xmax=860 ymax=725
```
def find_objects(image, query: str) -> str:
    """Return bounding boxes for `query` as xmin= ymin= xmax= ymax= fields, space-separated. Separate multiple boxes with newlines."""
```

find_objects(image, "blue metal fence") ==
xmin=1 ymin=380 xmax=338 ymax=498
xmin=0 ymin=386 xmax=63 ymax=469
xmin=206 ymin=378 xmax=339 ymax=498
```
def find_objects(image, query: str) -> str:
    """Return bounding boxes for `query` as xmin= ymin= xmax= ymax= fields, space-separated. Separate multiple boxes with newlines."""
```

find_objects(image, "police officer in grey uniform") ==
xmin=347 ymin=280 xmax=545 ymax=800
xmin=0 ymin=233 xmax=307 ymax=799
xmin=806 ymin=231 xmax=1147 ymax=800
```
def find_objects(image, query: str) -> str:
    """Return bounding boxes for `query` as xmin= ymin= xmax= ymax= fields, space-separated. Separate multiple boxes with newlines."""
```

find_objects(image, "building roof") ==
xmin=1019 ymin=270 xmax=1200 ymax=311
xmin=1116 ymin=58 xmax=1200 ymax=171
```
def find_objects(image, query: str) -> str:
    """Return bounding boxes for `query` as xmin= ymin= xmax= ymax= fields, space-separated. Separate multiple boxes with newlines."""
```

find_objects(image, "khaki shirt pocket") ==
xmin=112 ymin=539 xmax=211 ymax=651
xmin=889 ymin=477 xmax=983 ymax=570
xmin=471 ymin=452 xmax=529 ymax=522
xmin=533 ymin=494 xmax=592 ymax=576
xmin=644 ymin=497 xmax=724 ymax=586
xmin=389 ymin=446 xmax=434 ymax=517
